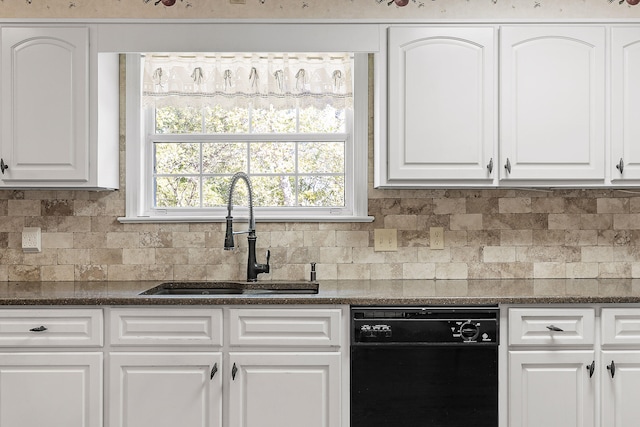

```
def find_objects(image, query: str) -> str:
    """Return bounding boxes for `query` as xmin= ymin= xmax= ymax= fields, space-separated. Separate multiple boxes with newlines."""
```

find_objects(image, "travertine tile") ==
xmin=450 ymin=214 xmax=482 ymax=230
xmin=499 ymin=197 xmax=532 ymax=214
xmin=435 ymin=262 xmax=468 ymax=280
xmin=483 ymin=246 xmax=516 ymax=263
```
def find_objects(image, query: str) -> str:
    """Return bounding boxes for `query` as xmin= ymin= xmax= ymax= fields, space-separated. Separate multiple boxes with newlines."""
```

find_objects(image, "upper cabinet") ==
xmin=499 ymin=26 xmax=606 ymax=185
xmin=376 ymin=24 xmax=620 ymax=189
xmin=385 ymin=26 xmax=496 ymax=186
xmin=0 ymin=25 xmax=119 ymax=190
xmin=611 ymin=27 xmax=640 ymax=184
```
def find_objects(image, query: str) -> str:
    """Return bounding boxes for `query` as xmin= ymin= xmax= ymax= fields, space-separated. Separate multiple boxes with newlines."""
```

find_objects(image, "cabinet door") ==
xmin=611 ymin=27 xmax=640 ymax=183
xmin=601 ymin=351 xmax=640 ymax=427
xmin=229 ymin=352 xmax=341 ymax=427
xmin=509 ymin=350 xmax=595 ymax=427
xmin=0 ymin=352 xmax=102 ymax=427
xmin=1 ymin=26 xmax=89 ymax=183
xmin=500 ymin=26 xmax=605 ymax=183
xmin=109 ymin=352 xmax=222 ymax=427
xmin=387 ymin=26 xmax=496 ymax=184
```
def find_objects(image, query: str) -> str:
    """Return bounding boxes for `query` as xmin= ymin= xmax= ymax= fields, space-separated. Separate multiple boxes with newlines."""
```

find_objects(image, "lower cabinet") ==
xmin=106 ymin=306 xmax=346 ymax=427
xmin=108 ymin=352 xmax=222 ymax=427
xmin=508 ymin=350 xmax=596 ymax=427
xmin=508 ymin=307 xmax=640 ymax=427
xmin=228 ymin=352 xmax=341 ymax=427
xmin=0 ymin=352 xmax=103 ymax=427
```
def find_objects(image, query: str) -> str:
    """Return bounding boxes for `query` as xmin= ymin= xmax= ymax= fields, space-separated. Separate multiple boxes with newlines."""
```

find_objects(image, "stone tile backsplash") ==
xmin=1 ymin=58 xmax=640 ymax=283
xmin=2 ymin=187 xmax=640 ymax=282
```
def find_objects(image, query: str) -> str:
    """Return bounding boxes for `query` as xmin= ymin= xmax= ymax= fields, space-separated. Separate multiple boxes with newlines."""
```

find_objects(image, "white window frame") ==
xmin=120 ymin=52 xmax=371 ymax=223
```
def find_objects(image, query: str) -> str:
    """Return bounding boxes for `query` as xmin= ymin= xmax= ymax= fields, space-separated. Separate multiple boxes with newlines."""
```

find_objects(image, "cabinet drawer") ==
xmin=0 ymin=309 xmax=103 ymax=347
xmin=508 ymin=308 xmax=595 ymax=346
xmin=229 ymin=308 xmax=341 ymax=347
xmin=601 ymin=308 xmax=640 ymax=347
xmin=110 ymin=308 xmax=223 ymax=346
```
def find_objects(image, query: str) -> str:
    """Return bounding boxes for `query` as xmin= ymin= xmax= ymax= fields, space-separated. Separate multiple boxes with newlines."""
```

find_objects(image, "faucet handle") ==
xmin=265 ymin=250 xmax=271 ymax=269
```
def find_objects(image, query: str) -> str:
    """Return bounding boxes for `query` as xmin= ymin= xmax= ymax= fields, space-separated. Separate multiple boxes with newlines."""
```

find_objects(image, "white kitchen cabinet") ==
xmin=0 ymin=25 xmax=119 ymax=189
xmin=107 ymin=306 xmax=347 ymax=427
xmin=0 ymin=352 xmax=103 ymax=427
xmin=107 ymin=308 xmax=223 ymax=427
xmin=109 ymin=352 xmax=222 ymax=427
xmin=500 ymin=26 xmax=606 ymax=184
xmin=0 ymin=308 xmax=104 ymax=427
xmin=384 ymin=26 xmax=496 ymax=186
xmin=600 ymin=308 xmax=640 ymax=427
xmin=507 ymin=307 xmax=597 ymax=427
xmin=611 ymin=27 xmax=640 ymax=183
xmin=509 ymin=350 xmax=596 ymax=427
xmin=228 ymin=352 xmax=341 ymax=427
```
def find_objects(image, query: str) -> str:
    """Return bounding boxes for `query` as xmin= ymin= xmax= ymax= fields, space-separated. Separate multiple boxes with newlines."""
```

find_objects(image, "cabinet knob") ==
xmin=616 ymin=158 xmax=624 ymax=174
xmin=210 ymin=362 xmax=218 ymax=380
xmin=586 ymin=361 xmax=595 ymax=378
xmin=29 ymin=325 xmax=47 ymax=332
xmin=504 ymin=158 xmax=511 ymax=174
xmin=232 ymin=362 xmax=238 ymax=381
xmin=487 ymin=158 xmax=494 ymax=174
xmin=607 ymin=360 xmax=616 ymax=378
xmin=0 ymin=159 xmax=8 ymax=175
xmin=546 ymin=325 xmax=563 ymax=332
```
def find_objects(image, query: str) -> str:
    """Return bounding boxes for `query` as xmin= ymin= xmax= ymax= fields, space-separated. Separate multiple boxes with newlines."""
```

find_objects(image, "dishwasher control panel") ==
xmin=352 ymin=306 xmax=499 ymax=345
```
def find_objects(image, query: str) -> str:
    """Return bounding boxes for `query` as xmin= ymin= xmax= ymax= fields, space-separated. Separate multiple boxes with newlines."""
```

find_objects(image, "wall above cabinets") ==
xmin=375 ymin=23 xmax=640 ymax=189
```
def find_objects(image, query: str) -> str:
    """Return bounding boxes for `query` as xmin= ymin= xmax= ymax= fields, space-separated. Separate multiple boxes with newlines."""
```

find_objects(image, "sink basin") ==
xmin=139 ymin=281 xmax=319 ymax=296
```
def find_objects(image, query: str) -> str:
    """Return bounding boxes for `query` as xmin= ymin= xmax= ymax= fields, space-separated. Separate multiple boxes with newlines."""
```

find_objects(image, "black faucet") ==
xmin=224 ymin=172 xmax=270 ymax=282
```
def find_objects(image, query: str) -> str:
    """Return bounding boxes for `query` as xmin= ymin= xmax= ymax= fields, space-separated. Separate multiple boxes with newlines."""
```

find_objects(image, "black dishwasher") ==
xmin=351 ymin=306 xmax=499 ymax=427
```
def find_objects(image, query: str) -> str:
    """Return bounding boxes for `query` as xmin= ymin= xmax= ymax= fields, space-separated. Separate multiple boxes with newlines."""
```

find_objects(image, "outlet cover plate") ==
xmin=374 ymin=229 xmax=397 ymax=252
xmin=22 ymin=227 xmax=41 ymax=253
xmin=430 ymin=227 xmax=444 ymax=250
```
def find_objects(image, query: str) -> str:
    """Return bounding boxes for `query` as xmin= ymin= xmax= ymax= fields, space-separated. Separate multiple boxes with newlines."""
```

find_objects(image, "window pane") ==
xmin=202 ymin=176 xmax=235 ymax=207
xmin=251 ymin=176 xmax=296 ymax=207
xmin=299 ymin=106 xmax=346 ymax=133
xmin=298 ymin=176 xmax=344 ymax=207
xmin=155 ymin=143 xmax=200 ymax=174
xmin=205 ymin=105 xmax=250 ymax=133
xmin=155 ymin=106 xmax=203 ymax=134
xmin=203 ymin=142 xmax=247 ymax=174
xmin=250 ymin=142 xmax=296 ymax=174
xmin=251 ymin=106 xmax=296 ymax=133
xmin=299 ymin=142 xmax=344 ymax=174
xmin=155 ymin=176 xmax=201 ymax=208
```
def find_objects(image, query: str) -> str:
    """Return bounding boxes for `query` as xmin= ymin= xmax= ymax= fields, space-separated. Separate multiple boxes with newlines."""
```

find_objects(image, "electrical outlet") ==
xmin=374 ymin=229 xmax=397 ymax=252
xmin=22 ymin=227 xmax=42 ymax=253
xmin=430 ymin=227 xmax=444 ymax=250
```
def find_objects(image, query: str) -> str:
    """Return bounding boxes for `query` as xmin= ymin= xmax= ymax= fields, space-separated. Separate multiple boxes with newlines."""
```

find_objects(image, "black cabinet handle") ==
xmin=232 ymin=363 xmax=238 ymax=381
xmin=29 ymin=325 xmax=47 ymax=332
xmin=546 ymin=325 xmax=564 ymax=332
xmin=0 ymin=159 xmax=8 ymax=174
xmin=210 ymin=363 xmax=218 ymax=380
xmin=586 ymin=361 xmax=595 ymax=378
xmin=607 ymin=360 xmax=616 ymax=378
xmin=504 ymin=158 xmax=511 ymax=174
xmin=487 ymin=158 xmax=493 ymax=174
xmin=616 ymin=158 xmax=624 ymax=174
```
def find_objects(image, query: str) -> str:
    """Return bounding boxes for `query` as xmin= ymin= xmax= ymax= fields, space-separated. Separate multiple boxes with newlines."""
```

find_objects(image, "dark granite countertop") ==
xmin=1 ymin=278 xmax=640 ymax=306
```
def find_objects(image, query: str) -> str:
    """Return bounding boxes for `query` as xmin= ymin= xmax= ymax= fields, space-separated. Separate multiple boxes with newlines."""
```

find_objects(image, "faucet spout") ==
xmin=224 ymin=172 xmax=270 ymax=281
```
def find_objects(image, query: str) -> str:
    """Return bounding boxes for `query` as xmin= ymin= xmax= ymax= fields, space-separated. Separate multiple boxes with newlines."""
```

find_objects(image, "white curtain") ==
xmin=142 ymin=53 xmax=353 ymax=110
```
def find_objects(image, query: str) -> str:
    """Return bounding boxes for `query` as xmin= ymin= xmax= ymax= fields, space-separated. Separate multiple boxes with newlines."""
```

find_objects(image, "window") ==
xmin=122 ymin=51 xmax=370 ymax=223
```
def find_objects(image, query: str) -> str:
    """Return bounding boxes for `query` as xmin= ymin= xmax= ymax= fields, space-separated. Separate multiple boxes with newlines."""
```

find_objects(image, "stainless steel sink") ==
xmin=139 ymin=281 xmax=319 ymax=296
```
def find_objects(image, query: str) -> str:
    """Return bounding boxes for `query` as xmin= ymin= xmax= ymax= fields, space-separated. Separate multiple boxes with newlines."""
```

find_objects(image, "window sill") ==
xmin=117 ymin=215 xmax=375 ymax=224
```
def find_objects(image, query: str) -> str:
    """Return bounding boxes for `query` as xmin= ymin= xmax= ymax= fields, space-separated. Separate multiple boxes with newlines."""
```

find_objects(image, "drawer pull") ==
xmin=607 ymin=360 xmax=616 ymax=378
xmin=210 ymin=363 xmax=218 ymax=380
xmin=29 ymin=326 xmax=47 ymax=332
xmin=232 ymin=363 xmax=238 ymax=381
xmin=586 ymin=361 xmax=595 ymax=378
xmin=546 ymin=325 xmax=563 ymax=332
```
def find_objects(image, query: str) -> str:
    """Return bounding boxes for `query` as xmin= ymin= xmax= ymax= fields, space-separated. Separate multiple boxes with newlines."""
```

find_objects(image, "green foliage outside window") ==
xmin=153 ymin=104 xmax=347 ymax=209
